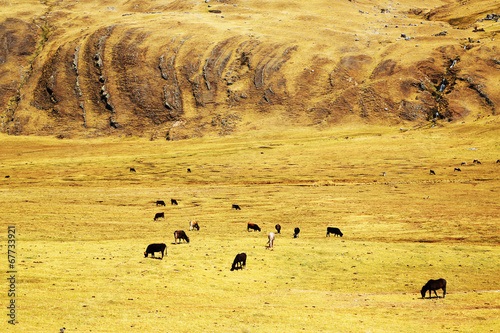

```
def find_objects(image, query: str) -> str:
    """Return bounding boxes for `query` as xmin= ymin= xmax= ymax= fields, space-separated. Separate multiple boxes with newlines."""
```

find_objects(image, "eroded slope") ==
xmin=1 ymin=0 xmax=498 ymax=138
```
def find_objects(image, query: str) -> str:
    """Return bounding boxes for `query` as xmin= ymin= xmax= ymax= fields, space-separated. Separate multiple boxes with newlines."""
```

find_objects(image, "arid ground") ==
xmin=1 ymin=0 xmax=499 ymax=332
xmin=1 ymin=121 xmax=499 ymax=332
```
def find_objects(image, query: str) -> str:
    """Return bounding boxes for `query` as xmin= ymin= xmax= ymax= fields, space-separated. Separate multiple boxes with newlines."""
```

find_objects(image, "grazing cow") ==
xmin=189 ymin=220 xmax=200 ymax=231
xmin=267 ymin=232 xmax=275 ymax=249
xmin=129 ymin=167 xmax=136 ymax=172
xmin=275 ymin=224 xmax=281 ymax=234
xmin=144 ymin=243 xmax=167 ymax=259
xmin=171 ymin=199 xmax=178 ymax=205
xmin=461 ymin=162 xmax=467 ymax=166
xmin=247 ymin=223 xmax=261 ymax=232
xmin=232 ymin=204 xmax=241 ymax=210
xmin=496 ymin=160 xmax=500 ymax=164
xmin=429 ymin=170 xmax=436 ymax=175
xmin=156 ymin=200 xmax=166 ymax=206
xmin=230 ymin=253 xmax=247 ymax=271
xmin=473 ymin=159 xmax=481 ymax=164
xmin=326 ymin=227 xmax=343 ymax=237
xmin=187 ymin=168 xmax=191 ymax=173
xmin=454 ymin=168 xmax=461 ymax=172
xmin=174 ymin=230 xmax=190 ymax=243
xmin=154 ymin=212 xmax=165 ymax=221
xmin=293 ymin=227 xmax=300 ymax=238
xmin=421 ymin=278 xmax=447 ymax=299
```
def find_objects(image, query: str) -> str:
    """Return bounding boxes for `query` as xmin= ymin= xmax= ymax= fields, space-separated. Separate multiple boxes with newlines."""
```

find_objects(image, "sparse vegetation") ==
xmin=1 ymin=123 xmax=499 ymax=332
xmin=1 ymin=1 xmax=499 ymax=331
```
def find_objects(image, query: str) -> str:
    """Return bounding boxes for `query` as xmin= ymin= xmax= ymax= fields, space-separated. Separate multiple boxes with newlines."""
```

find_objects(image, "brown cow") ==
xmin=174 ymin=230 xmax=190 ymax=244
xmin=247 ymin=223 xmax=261 ymax=232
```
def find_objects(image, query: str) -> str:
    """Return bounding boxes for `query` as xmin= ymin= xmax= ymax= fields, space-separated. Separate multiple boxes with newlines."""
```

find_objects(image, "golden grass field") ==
xmin=1 ymin=121 xmax=499 ymax=332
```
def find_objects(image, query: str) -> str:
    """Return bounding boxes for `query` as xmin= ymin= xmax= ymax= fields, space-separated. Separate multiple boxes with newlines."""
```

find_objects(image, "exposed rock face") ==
xmin=0 ymin=1 xmax=498 ymax=137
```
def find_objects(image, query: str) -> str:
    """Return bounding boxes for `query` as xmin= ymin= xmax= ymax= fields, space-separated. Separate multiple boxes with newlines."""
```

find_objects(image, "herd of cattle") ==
xmin=140 ymin=159 xmax=500 ymax=298
xmin=143 ymin=201 xmax=449 ymax=299
xmin=141 ymin=156 xmax=500 ymax=299
xmin=145 ymin=201 xmax=344 ymax=257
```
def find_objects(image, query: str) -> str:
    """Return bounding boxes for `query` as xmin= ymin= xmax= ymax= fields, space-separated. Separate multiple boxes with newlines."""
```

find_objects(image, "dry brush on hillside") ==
xmin=1 ymin=0 xmax=499 ymax=138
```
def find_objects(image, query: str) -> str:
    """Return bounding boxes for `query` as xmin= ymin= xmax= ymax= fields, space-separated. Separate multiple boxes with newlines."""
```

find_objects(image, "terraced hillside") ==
xmin=1 ymin=0 xmax=499 ymax=138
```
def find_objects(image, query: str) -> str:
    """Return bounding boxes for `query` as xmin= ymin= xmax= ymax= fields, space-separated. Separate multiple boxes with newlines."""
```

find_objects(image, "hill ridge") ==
xmin=0 ymin=0 xmax=498 ymax=138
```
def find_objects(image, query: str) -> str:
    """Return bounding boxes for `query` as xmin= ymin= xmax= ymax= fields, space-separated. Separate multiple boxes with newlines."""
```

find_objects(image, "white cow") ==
xmin=267 ymin=232 xmax=275 ymax=250
xmin=189 ymin=220 xmax=199 ymax=231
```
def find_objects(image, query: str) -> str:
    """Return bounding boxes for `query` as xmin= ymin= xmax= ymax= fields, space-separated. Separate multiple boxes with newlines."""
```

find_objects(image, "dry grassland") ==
xmin=1 ymin=123 xmax=499 ymax=332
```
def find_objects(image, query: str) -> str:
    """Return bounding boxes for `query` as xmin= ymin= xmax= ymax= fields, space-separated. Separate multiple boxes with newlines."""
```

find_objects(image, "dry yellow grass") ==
xmin=1 ymin=122 xmax=499 ymax=332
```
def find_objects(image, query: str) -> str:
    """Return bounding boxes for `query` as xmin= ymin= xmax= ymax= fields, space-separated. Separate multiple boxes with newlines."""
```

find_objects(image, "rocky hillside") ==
xmin=1 ymin=0 xmax=499 ymax=138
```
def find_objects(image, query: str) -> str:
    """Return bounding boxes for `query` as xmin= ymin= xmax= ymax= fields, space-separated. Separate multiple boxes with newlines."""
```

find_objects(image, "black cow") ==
xmin=454 ymin=168 xmax=461 ymax=172
xmin=496 ymin=160 xmax=500 ymax=164
xmin=421 ymin=278 xmax=447 ymax=299
xmin=326 ymin=227 xmax=343 ymax=237
xmin=129 ymin=167 xmax=136 ymax=172
xmin=174 ymin=230 xmax=190 ymax=243
xmin=275 ymin=224 xmax=281 ymax=234
xmin=429 ymin=170 xmax=436 ymax=175
xmin=187 ymin=168 xmax=191 ymax=173
xmin=247 ymin=223 xmax=261 ymax=232
xmin=171 ymin=199 xmax=178 ymax=205
xmin=154 ymin=212 xmax=165 ymax=221
xmin=473 ymin=159 xmax=481 ymax=164
xmin=293 ymin=227 xmax=300 ymax=238
xmin=232 ymin=204 xmax=241 ymax=210
xmin=230 ymin=253 xmax=247 ymax=271
xmin=144 ymin=243 xmax=167 ymax=259
xmin=156 ymin=200 xmax=166 ymax=206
